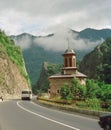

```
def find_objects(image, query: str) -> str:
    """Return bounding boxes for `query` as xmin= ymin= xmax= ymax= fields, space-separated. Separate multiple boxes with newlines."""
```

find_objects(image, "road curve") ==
xmin=0 ymin=100 xmax=102 ymax=130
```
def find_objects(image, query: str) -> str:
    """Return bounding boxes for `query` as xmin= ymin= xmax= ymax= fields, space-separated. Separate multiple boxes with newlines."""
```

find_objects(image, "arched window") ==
xmin=65 ymin=58 xmax=68 ymax=67
xmin=69 ymin=58 xmax=72 ymax=67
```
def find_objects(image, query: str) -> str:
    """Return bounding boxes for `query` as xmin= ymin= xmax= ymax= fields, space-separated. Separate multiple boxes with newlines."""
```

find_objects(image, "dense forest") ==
xmin=79 ymin=37 xmax=111 ymax=84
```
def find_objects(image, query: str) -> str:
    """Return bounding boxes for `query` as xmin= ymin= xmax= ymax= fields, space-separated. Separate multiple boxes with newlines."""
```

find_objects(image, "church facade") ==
xmin=48 ymin=47 xmax=87 ymax=97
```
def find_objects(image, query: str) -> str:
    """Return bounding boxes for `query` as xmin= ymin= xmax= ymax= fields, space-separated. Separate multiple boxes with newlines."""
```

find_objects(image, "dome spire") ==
xmin=67 ymin=38 xmax=70 ymax=49
xmin=64 ymin=38 xmax=75 ymax=54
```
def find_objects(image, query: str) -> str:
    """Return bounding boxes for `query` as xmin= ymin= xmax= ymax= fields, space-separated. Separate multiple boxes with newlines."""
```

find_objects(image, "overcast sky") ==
xmin=0 ymin=0 xmax=111 ymax=36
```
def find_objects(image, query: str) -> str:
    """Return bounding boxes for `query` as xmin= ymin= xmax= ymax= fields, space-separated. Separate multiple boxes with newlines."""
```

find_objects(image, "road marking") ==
xmin=17 ymin=101 xmax=80 ymax=130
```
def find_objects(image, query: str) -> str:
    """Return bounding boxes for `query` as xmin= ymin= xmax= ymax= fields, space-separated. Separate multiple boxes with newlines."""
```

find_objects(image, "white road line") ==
xmin=17 ymin=101 xmax=80 ymax=130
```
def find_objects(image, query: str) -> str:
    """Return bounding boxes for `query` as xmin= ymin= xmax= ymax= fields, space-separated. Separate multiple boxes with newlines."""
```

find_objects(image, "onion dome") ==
xmin=65 ymin=47 xmax=75 ymax=54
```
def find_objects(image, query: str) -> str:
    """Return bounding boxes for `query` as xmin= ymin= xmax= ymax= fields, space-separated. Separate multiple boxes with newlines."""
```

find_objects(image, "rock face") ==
xmin=0 ymin=56 xmax=29 ymax=99
xmin=36 ymin=62 xmax=63 ymax=93
xmin=0 ymin=32 xmax=30 ymax=99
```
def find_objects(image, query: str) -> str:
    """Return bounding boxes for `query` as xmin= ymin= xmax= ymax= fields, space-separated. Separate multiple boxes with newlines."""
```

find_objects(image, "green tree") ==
xmin=98 ymin=82 xmax=111 ymax=100
xmin=85 ymin=79 xmax=99 ymax=98
xmin=60 ymin=78 xmax=86 ymax=101
xmin=71 ymin=78 xmax=86 ymax=99
xmin=60 ymin=84 xmax=73 ymax=100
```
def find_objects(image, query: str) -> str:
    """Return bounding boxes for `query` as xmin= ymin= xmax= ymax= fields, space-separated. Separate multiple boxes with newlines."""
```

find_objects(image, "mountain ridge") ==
xmin=10 ymin=28 xmax=111 ymax=87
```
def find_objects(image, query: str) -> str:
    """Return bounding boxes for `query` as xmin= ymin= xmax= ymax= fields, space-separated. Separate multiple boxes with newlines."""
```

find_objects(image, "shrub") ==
xmin=60 ymin=84 xmax=73 ymax=100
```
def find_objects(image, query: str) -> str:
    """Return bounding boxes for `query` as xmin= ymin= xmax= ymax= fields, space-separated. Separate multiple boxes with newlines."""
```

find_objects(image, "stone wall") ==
xmin=49 ymin=77 xmax=72 ymax=97
xmin=49 ymin=76 xmax=86 ymax=97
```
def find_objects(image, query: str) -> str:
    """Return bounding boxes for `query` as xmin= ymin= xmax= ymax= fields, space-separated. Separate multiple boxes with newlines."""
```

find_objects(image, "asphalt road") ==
xmin=0 ymin=100 xmax=103 ymax=130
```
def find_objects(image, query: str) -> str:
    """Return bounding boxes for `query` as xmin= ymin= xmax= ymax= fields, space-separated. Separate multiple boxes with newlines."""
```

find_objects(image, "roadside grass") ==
xmin=37 ymin=96 xmax=111 ymax=112
xmin=34 ymin=96 xmax=111 ymax=118
xmin=36 ymin=96 xmax=102 ymax=111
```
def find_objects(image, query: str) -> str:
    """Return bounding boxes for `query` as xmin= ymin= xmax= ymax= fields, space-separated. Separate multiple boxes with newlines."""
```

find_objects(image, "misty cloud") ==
xmin=13 ymin=34 xmax=32 ymax=50
xmin=34 ymin=27 xmax=104 ymax=52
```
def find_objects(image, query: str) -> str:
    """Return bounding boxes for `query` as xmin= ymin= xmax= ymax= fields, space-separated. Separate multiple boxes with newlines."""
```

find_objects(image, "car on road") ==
xmin=21 ymin=89 xmax=32 ymax=100
xmin=98 ymin=113 xmax=111 ymax=130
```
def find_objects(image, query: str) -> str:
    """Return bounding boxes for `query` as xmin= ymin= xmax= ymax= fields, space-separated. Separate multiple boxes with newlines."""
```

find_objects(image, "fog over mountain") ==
xmin=36 ymin=27 xmax=104 ymax=52
xmin=12 ymin=27 xmax=104 ymax=52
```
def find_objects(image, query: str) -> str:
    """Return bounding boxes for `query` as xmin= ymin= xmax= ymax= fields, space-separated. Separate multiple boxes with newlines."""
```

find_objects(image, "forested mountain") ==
xmin=79 ymin=37 xmax=111 ymax=84
xmin=79 ymin=28 xmax=111 ymax=41
xmin=0 ymin=31 xmax=30 ymax=99
xmin=35 ymin=62 xmax=63 ymax=93
xmin=10 ymin=28 xmax=111 ymax=87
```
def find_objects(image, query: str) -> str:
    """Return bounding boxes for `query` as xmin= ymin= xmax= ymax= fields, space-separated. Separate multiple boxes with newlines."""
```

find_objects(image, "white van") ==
xmin=21 ymin=89 xmax=32 ymax=100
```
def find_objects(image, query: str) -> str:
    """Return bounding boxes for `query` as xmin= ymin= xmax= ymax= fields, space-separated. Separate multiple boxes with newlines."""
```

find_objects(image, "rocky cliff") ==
xmin=36 ymin=62 xmax=62 ymax=93
xmin=0 ymin=31 xmax=30 ymax=99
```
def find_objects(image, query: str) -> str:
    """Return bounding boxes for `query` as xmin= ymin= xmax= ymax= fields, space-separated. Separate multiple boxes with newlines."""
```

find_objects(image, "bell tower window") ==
xmin=69 ymin=57 xmax=72 ymax=67
xmin=65 ymin=58 xmax=68 ymax=67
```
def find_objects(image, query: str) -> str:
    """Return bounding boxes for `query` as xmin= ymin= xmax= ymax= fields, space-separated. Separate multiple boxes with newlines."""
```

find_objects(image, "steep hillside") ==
xmin=79 ymin=37 xmax=111 ymax=84
xmin=11 ymin=28 xmax=111 ymax=87
xmin=0 ymin=31 xmax=30 ymax=99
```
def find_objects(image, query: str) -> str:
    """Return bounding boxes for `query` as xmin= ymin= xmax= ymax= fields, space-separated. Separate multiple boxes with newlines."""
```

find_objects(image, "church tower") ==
xmin=48 ymin=46 xmax=87 ymax=97
xmin=62 ymin=47 xmax=77 ymax=75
